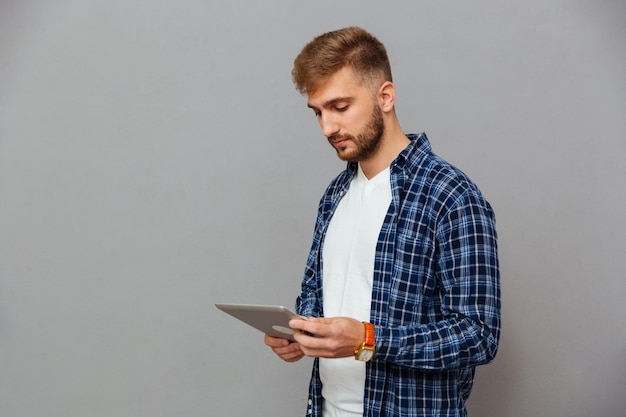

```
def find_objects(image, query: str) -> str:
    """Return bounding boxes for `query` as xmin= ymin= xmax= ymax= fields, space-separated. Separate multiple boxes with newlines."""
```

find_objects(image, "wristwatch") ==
xmin=354 ymin=322 xmax=375 ymax=362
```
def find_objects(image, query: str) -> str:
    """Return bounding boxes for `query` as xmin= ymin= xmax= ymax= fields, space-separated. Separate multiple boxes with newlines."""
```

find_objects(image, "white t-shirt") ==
xmin=320 ymin=165 xmax=392 ymax=417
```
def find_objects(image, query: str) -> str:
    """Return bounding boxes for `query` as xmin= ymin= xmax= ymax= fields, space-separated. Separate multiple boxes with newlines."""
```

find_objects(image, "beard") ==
xmin=328 ymin=104 xmax=385 ymax=162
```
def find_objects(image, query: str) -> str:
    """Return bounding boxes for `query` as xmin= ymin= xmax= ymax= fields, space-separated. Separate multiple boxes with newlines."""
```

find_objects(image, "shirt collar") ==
xmin=393 ymin=132 xmax=431 ymax=172
xmin=344 ymin=132 xmax=431 ymax=178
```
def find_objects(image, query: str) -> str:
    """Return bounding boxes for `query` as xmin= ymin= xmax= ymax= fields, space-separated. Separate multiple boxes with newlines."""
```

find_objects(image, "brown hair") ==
xmin=292 ymin=26 xmax=392 ymax=95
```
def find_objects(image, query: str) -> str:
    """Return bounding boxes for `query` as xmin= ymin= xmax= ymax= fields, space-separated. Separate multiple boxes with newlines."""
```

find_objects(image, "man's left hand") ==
xmin=289 ymin=316 xmax=365 ymax=358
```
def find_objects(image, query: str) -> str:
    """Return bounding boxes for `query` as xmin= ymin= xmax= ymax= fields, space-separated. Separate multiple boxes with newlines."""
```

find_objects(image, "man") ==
xmin=265 ymin=26 xmax=501 ymax=417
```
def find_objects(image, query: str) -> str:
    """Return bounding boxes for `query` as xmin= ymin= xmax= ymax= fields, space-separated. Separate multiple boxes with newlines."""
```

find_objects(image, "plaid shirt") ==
xmin=296 ymin=133 xmax=501 ymax=417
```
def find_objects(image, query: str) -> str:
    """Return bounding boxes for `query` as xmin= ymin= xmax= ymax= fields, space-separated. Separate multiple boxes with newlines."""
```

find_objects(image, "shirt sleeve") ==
xmin=375 ymin=189 xmax=501 ymax=370
xmin=295 ymin=197 xmax=326 ymax=319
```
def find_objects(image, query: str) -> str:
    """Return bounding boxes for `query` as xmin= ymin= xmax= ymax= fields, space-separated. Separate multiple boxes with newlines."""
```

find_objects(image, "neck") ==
xmin=359 ymin=120 xmax=409 ymax=179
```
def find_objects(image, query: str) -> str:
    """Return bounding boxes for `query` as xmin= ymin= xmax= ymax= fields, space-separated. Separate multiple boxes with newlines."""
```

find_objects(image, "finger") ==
xmin=292 ymin=329 xmax=328 ymax=351
xmin=289 ymin=318 xmax=308 ymax=330
xmin=274 ymin=342 xmax=304 ymax=362
xmin=264 ymin=334 xmax=290 ymax=348
xmin=266 ymin=335 xmax=301 ymax=354
xmin=290 ymin=318 xmax=327 ymax=338
xmin=280 ymin=351 xmax=305 ymax=362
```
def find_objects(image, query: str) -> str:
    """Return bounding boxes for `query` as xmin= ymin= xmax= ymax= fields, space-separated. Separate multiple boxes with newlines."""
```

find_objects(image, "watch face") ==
xmin=357 ymin=348 xmax=374 ymax=362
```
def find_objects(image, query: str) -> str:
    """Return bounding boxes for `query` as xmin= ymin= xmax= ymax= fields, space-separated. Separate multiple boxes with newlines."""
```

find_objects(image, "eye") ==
xmin=336 ymin=105 xmax=348 ymax=112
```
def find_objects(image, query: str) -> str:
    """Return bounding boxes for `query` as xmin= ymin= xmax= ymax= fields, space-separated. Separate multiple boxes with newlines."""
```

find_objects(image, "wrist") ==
xmin=354 ymin=322 xmax=375 ymax=362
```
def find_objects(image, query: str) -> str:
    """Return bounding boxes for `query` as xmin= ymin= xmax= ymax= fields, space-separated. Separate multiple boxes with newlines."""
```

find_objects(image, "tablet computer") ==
xmin=215 ymin=303 xmax=304 ymax=342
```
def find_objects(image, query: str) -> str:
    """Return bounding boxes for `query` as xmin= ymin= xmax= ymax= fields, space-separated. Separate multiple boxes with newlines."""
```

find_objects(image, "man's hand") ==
xmin=264 ymin=334 xmax=305 ymax=363
xmin=289 ymin=316 xmax=365 ymax=359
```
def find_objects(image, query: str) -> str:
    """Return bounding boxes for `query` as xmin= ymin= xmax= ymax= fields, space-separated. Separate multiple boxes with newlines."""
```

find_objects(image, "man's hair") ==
xmin=292 ymin=26 xmax=393 ymax=95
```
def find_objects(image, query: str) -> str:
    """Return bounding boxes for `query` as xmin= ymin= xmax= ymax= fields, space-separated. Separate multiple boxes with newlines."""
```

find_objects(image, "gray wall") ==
xmin=1 ymin=1 xmax=624 ymax=416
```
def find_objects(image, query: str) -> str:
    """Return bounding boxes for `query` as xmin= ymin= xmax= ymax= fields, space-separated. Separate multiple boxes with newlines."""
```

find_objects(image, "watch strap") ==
xmin=354 ymin=322 xmax=375 ymax=361
xmin=363 ymin=322 xmax=375 ymax=347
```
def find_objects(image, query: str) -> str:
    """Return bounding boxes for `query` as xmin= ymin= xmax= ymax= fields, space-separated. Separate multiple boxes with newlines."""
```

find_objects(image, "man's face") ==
xmin=307 ymin=67 xmax=384 ymax=162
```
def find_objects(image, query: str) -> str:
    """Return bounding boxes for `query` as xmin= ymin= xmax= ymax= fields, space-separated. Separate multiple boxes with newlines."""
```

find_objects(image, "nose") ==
xmin=319 ymin=113 xmax=340 ymax=138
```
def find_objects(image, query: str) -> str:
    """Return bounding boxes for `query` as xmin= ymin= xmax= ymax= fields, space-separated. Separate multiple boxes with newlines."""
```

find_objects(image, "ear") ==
xmin=377 ymin=81 xmax=396 ymax=113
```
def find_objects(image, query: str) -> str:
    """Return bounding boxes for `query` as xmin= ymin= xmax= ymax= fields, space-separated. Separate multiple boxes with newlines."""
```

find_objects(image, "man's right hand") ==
xmin=264 ymin=334 xmax=305 ymax=363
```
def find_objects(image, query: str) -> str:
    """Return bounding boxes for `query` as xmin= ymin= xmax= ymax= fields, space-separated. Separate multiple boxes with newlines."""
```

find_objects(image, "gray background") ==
xmin=1 ymin=0 xmax=625 ymax=416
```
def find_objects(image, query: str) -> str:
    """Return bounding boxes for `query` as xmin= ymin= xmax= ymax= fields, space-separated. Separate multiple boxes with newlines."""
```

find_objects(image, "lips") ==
xmin=329 ymin=136 xmax=351 ymax=147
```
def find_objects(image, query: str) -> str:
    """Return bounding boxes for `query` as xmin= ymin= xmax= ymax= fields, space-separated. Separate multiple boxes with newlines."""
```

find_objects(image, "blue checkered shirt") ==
xmin=295 ymin=133 xmax=501 ymax=417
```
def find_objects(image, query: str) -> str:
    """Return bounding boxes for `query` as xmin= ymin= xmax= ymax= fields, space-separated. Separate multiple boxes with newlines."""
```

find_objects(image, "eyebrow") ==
xmin=307 ymin=96 xmax=354 ymax=110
